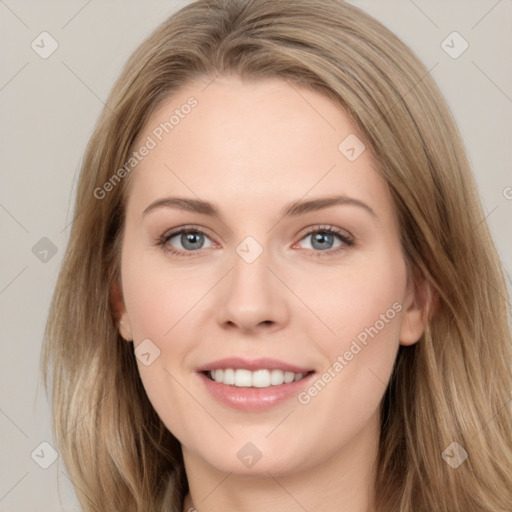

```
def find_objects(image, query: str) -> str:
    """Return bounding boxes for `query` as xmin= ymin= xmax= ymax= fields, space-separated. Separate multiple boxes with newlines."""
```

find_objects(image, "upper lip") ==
xmin=196 ymin=357 xmax=314 ymax=374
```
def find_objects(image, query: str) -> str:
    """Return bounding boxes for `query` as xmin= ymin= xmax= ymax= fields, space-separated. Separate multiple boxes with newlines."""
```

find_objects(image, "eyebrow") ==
xmin=142 ymin=195 xmax=376 ymax=220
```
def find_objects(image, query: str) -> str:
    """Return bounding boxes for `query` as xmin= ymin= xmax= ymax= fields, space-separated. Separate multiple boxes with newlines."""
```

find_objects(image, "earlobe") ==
xmin=118 ymin=318 xmax=133 ymax=341
xmin=110 ymin=280 xmax=133 ymax=341
xmin=399 ymin=271 xmax=435 ymax=346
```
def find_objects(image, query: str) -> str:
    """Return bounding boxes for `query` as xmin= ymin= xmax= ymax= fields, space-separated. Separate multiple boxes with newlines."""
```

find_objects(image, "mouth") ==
xmin=196 ymin=357 xmax=316 ymax=411
xmin=203 ymin=368 xmax=315 ymax=388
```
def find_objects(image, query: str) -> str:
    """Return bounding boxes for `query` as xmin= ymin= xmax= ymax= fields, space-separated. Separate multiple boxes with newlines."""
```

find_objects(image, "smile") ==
xmin=206 ymin=368 xmax=312 ymax=388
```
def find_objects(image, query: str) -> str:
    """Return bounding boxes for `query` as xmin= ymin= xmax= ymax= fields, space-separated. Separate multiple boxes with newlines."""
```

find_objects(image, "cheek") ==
xmin=119 ymin=250 xmax=198 ymax=440
xmin=303 ymin=249 xmax=407 ymax=349
xmin=300 ymin=253 xmax=407 ymax=417
xmin=119 ymin=245 xmax=213 ymax=436
xmin=120 ymin=245 xmax=203 ymax=341
xmin=300 ymin=250 xmax=406 ymax=396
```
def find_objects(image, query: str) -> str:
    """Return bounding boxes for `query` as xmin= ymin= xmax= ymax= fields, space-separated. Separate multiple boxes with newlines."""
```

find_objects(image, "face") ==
xmin=114 ymin=75 xmax=426 ymax=477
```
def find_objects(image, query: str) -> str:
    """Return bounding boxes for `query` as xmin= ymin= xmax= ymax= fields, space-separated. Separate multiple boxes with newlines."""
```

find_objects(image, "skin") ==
xmin=112 ymin=75 xmax=429 ymax=512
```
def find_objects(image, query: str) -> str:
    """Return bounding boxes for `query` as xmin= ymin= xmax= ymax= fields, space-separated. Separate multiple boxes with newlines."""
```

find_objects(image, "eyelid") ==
xmin=297 ymin=224 xmax=353 ymax=241
xmin=160 ymin=224 xmax=216 ymax=242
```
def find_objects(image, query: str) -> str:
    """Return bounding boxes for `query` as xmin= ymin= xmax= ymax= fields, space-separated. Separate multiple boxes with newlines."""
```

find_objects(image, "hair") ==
xmin=41 ymin=0 xmax=512 ymax=511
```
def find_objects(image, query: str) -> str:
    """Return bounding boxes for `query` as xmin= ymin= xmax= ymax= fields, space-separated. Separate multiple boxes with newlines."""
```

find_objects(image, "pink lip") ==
xmin=197 ymin=372 xmax=316 ymax=411
xmin=196 ymin=357 xmax=313 ymax=373
xmin=195 ymin=357 xmax=316 ymax=411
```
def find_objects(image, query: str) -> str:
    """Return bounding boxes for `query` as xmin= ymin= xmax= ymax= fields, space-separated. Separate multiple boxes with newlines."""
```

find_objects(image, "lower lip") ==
xmin=198 ymin=371 xmax=316 ymax=411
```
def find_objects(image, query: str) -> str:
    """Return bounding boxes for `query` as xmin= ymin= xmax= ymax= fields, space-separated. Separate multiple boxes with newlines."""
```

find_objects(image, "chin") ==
xmin=189 ymin=439 xmax=314 ymax=477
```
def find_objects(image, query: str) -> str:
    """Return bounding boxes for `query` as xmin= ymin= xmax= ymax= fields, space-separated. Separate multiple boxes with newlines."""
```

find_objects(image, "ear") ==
xmin=110 ymin=279 xmax=133 ymax=341
xmin=399 ymin=269 xmax=435 ymax=346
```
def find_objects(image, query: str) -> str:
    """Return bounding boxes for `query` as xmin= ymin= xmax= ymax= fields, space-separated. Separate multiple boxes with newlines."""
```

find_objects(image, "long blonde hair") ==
xmin=41 ymin=1 xmax=512 ymax=510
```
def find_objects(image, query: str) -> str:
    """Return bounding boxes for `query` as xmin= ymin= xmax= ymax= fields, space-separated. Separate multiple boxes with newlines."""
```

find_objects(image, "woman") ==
xmin=41 ymin=0 xmax=512 ymax=511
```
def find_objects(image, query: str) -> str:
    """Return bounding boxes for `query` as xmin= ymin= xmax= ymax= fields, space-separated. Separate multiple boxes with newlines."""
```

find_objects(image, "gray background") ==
xmin=0 ymin=1 xmax=511 ymax=510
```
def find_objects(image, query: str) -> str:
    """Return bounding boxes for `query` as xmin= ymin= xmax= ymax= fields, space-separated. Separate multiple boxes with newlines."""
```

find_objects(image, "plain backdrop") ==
xmin=0 ymin=1 xmax=511 ymax=510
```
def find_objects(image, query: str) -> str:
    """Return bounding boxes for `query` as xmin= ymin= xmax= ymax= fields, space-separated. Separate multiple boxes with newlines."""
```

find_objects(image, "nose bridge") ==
xmin=230 ymin=234 xmax=275 ymax=300
xmin=216 ymin=233 xmax=289 ymax=331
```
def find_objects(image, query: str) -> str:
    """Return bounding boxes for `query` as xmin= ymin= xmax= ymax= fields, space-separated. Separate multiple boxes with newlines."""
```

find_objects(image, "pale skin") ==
xmin=112 ymin=75 xmax=429 ymax=512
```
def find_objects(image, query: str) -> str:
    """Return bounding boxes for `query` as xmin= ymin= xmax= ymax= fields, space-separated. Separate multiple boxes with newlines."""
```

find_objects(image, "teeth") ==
xmin=223 ymin=368 xmax=235 ymax=385
xmin=209 ymin=368 xmax=306 ymax=387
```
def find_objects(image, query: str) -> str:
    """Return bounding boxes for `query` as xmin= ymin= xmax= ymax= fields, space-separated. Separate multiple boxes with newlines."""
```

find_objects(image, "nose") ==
xmin=216 ymin=243 xmax=290 ymax=335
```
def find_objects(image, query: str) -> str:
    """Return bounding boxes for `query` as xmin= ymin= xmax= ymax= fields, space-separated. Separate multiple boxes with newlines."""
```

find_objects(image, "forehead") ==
xmin=125 ymin=75 xmax=390 ymax=219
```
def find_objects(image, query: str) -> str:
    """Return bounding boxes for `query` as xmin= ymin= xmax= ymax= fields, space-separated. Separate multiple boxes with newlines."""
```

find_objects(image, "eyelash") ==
xmin=156 ymin=224 xmax=355 ymax=258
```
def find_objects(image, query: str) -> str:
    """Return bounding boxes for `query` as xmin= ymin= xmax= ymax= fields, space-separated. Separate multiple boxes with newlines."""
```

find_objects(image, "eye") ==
xmin=156 ymin=224 xmax=354 ymax=258
xmin=157 ymin=226 xmax=216 ymax=257
xmin=294 ymin=225 xmax=354 ymax=257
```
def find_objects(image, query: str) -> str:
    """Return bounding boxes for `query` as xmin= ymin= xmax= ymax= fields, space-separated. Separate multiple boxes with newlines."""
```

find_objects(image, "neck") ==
xmin=181 ymin=411 xmax=380 ymax=512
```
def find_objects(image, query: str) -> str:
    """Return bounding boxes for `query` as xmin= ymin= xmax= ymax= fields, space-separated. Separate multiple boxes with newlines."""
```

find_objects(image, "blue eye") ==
xmin=158 ymin=226 xmax=215 ymax=257
xmin=297 ymin=226 xmax=354 ymax=254
xmin=157 ymin=224 xmax=354 ymax=258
